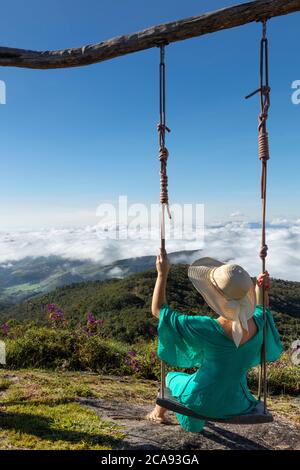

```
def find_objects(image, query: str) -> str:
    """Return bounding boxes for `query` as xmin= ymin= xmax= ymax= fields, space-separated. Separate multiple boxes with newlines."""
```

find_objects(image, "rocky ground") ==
xmin=81 ymin=397 xmax=300 ymax=450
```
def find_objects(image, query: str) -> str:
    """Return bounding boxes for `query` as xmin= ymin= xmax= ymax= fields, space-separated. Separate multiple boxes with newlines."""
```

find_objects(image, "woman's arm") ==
xmin=151 ymin=250 xmax=170 ymax=318
xmin=255 ymin=271 xmax=271 ymax=307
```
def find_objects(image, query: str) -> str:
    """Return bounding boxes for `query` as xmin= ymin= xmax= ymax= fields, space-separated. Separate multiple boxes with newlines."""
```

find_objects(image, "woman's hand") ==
xmin=156 ymin=250 xmax=170 ymax=277
xmin=256 ymin=271 xmax=271 ymax=290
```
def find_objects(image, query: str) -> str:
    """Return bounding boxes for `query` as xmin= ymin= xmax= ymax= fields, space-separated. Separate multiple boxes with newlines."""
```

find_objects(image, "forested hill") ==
xmin=0 ymin=265 xmax=299 ymax=345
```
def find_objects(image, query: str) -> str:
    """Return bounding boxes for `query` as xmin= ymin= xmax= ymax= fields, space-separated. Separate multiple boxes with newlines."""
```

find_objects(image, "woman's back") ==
xmin=216 ymin=316 xmax=258 ymax=346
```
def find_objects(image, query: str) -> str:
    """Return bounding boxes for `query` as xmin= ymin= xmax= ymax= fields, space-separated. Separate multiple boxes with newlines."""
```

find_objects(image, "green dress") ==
xmin=157 ymin=304 xmax=283 ymax=433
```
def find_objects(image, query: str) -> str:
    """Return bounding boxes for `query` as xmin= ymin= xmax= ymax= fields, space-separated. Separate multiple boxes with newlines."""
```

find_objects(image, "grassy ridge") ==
xmin=1 ymin=265 xmax=299 ymax=346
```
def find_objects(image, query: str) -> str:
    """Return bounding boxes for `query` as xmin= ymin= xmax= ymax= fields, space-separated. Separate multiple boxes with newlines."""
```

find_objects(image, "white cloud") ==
xmin=0 ymin=220 xmax=299 ymax=281
xmin=230 ymin=211 xmax=244 ymax=218
xmin=106 ymin=267 xmax=125 ymax=278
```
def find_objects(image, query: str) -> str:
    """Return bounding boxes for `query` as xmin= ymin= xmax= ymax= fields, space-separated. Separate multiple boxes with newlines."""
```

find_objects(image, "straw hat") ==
xmin=188 ymin=257 xmax=256 ymax=347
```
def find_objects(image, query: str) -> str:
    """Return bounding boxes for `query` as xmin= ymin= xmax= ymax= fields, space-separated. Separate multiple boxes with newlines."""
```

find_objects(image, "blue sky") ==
xmin=0 ymin=0 xmax=299 ymax=230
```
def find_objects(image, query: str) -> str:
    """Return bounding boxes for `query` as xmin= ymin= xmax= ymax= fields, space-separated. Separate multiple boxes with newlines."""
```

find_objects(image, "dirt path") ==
xmin=80 ymin=398 xmax=300 ymax=450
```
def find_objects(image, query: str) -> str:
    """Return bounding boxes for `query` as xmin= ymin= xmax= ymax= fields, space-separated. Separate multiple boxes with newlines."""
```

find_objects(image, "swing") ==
xmin=155 ymin=20 xmax=274 ymax=425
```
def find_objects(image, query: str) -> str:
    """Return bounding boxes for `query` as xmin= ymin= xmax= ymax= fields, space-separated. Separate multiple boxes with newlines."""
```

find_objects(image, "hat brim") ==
xmin=188 ymin=257 xmax=256 ymax=321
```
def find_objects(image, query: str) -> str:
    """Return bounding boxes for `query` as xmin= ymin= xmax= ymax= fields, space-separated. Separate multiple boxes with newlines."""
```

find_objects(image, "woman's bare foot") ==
xmin=146 ymin=405 xmax=171 ymax=424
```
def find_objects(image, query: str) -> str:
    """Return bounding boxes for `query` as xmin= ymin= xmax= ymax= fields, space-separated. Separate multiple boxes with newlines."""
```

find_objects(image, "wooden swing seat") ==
xmin=156 ymin=387 xmax=273 ymax=425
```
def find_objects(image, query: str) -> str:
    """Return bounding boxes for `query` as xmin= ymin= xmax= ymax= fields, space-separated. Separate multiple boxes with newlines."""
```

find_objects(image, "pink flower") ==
xmin=86 ymin=313 xmax=104 ymax=335
xmin=127 ymin=351 xmax=136 ymax=357
xmin=129 ymin=359 xmax=140 ymax=372
xmin=149 ymin=326 xmax=157 ymax=336
xmin=87 ymin=312 xmax=95 ymax=324
xmin=0 ymin=323 xmax=10 ymax=335
xmin=150 ymin=352 xmax=156 ymax=360
xmin=48 ymin=305 xmax=65 ymax=327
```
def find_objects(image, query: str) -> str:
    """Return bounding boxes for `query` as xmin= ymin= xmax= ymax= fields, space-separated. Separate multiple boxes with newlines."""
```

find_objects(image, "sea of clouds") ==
xmin=0 ymin=219 xmax=299 ymax=281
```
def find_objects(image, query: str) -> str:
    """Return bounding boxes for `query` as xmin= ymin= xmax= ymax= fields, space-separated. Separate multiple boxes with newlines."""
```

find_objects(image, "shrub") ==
xmin=134 ymin=340 xmax=161 ymax=380
xmin=76 ymin=336 xmax=130 ymax=374
xmin=6 ymin=327 xmax=80 ymax=370
xmin=3 ymin=325 xmax=299 ymax=396
xmin=5 ymin=326 xmax=131 ymax=375
xmin=247 ymin=353 xmax=300 ymax=395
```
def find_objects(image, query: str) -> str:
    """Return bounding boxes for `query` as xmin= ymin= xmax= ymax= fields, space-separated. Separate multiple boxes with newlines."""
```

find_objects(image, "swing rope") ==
xmin=246 ymin=19 xmax=271 ymax=412
xmin=157 ymin=42 xmax=171 ymax=399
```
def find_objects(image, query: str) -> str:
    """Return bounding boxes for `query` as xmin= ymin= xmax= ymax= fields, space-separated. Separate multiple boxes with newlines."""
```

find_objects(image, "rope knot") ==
xmin=159 ymin=146 xmax=169 ymax=161
xmin=258 ymin=131 xmax=270 ymax=161
xmin=259 ymin=110 xmax=268 ymax=121
xmin=259 ymin=244 xmax=268 ymax=259
xmin=157 ymin=123 xmax=171 ymax=134
xmin=261 ymin=85 xmax=271 ymax=96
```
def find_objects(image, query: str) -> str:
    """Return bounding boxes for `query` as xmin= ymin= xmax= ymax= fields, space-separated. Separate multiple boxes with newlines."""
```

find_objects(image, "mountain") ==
xmin=1 ymin=265 xmax=299 ymax=345
xmin=0 ymin=250 xmax=199 ymax=306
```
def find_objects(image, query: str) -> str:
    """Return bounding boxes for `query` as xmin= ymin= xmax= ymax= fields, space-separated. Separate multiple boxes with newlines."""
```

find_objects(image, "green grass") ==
xmin=0 ymin=283 xmax=42 ymax=304
xmin=0 ymin=402 xmax=123 ymax=450
xmin=0 ymin=378 xmax=11 ymax=392
xmin=0 ymin=370 xmax=126 ymax=450
xmin=3 ymin=282 xmax=41 ymax=294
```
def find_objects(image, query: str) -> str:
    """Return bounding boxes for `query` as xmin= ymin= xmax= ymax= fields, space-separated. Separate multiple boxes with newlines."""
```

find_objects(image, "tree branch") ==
xmin=0 ymin=0 xmax=299 ymax=69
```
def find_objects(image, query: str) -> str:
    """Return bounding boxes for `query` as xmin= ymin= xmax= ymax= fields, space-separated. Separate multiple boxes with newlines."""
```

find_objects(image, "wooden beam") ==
xmin=0 ymin=0 xmax=299 ymax=69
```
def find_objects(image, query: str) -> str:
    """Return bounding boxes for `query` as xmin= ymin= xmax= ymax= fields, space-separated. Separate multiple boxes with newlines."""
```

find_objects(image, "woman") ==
xmin=146 ymin=252 xmax=283 ymax=433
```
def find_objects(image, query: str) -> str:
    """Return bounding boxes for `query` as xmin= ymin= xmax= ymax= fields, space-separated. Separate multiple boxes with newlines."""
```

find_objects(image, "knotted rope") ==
xmin=157 ymin=43 xmax=171 ymax=253
xmin=246 ymin=19 xmax=271 ymax=411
